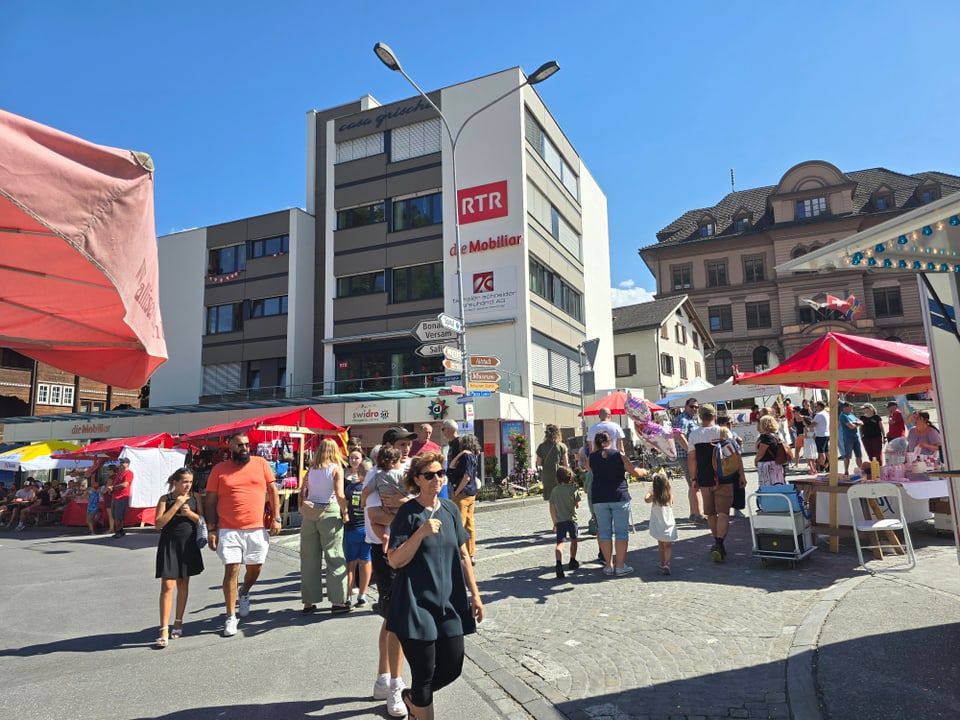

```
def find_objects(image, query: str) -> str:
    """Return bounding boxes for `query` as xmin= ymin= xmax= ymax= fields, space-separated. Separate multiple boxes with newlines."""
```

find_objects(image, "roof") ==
xmin=612 ymin=297 xmax=683 ymax=332
xmin=645 ymin=166 xmax=960 ymax=251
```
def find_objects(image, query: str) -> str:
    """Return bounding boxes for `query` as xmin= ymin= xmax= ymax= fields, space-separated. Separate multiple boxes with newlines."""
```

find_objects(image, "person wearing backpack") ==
xmin=756 ymin=415 xmax=787 ymax=486
xmin=688 ymin=404 xmax=746 ymax=563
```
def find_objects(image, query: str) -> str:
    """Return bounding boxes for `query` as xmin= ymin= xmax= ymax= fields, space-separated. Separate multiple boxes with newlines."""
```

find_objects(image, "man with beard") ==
xmin=205 ymin=433 xmax=281 ymax=637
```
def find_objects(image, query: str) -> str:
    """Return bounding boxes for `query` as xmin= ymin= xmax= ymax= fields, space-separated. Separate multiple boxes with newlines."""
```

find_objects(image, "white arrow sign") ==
xmin=416 ymin=342 xmax=455 ymax=358
xmin=437 ymin=313 xmax=463 ymax=334
xmin=411 ymin=319 xmax=459 ymax=344
xmin=443 ymin=346 xmax=463 ymax=361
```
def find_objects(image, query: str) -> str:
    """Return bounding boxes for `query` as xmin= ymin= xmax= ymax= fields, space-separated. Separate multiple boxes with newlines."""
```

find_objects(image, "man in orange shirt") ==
xmin=206 ymin=433 xmax=281 ymax=637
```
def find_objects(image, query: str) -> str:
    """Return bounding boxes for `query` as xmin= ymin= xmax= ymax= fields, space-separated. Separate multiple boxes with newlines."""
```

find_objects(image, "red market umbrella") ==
xmin=580 ymin=391 xmax=665 ymax=416
xmin=52 ymin=432 xmax=178 ymax=461
xmin=0 ymin=109 xmax=167 ymax=388
xmin=179 ymin=407 xmax=347 ymax=449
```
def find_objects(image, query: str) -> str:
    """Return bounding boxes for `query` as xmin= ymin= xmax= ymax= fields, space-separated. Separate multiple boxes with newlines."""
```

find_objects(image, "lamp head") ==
xmin=528 ymin=61 xmax=560 ymax=85
xmin=374 ymin=42 xmax=402 ymax=72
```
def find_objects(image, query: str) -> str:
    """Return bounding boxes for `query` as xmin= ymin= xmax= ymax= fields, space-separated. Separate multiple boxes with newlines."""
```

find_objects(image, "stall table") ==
xmin=61 ymin=499 xmax=89 ymax=526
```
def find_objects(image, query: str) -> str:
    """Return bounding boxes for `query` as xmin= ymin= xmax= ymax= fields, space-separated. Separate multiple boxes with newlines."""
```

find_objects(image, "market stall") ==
xmin=735 ymin=332 xmax=932 ymax=551
xmin=0 ymin=440 xmax=91 ymax=473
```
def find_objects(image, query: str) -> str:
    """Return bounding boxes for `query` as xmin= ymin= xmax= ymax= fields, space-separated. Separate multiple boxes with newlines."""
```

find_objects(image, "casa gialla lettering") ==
xmin=449 ymin=233 xmax=522 ymax=257
xmin=72 ymin=423 xmax=111 ymax=435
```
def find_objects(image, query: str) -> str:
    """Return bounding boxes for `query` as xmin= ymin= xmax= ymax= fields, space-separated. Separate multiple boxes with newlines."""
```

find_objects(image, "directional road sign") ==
xmin=442 ymin=358 xmax=463 ymax=372
xmin=469 ymin=370 xmax=500 ymax=382
xmin=437 ymin=374 xmax=462 ymax=383
xmin=467 ymin=390 xmax=492 ymax=397
xmin=416 ymin=342 xmax=455 ymax=358
xmin=411 ymin=319 xmax=459 ymax=343
xmin=443 ymin=346 xmax=463 ymax=361
xmin=437 ymin=313 xmax=463 ymax=334
xmin=467 ymin=382 xmax=500 ymax=392
xmin=469 ymin=355 xmax=500 ymax=367
xmin=456 ymin=396 xmax=474 ymax=405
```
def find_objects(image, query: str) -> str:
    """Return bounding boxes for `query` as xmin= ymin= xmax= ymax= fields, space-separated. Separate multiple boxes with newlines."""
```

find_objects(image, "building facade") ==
xmin=150 ymin=68 xmax=613 ymax=451
xmin=640 ymin=161 xmax=960 ymax=383
xmin=611 ymin=296 xmax=714 ymax=401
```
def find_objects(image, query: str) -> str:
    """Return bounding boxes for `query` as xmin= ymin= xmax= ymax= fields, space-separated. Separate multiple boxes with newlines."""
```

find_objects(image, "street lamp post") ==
xmin=373 ymin=42 xmax=559 ymax=385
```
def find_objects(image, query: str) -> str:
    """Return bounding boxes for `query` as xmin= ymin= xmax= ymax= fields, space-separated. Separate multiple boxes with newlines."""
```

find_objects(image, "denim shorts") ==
xmin=555 ymin=520 xmax=578 ymax=542
xmin=593 ymin=500 xmax=631 ymax=541
xmin=343 ymin=526 xmax=372 ymax=562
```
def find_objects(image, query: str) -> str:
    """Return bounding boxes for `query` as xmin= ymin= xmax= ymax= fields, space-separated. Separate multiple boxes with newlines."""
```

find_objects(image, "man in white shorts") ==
xmin=206 ymin=433 xmax=281 ymax=637
xmin=364 ymin=426 xmax=416 ymax=717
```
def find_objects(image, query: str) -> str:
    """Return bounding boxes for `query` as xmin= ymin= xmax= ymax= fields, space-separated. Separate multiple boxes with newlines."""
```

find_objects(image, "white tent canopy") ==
xmin=657 ymin=377 xmax=714 ymax=405
xmin=693 ymin=376 xmax=801 ymax=405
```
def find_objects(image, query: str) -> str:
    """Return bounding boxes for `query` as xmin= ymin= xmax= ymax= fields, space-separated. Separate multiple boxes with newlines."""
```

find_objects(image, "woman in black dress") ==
xmin=387 ymin=452 xmax=484 ymax=719
xmin=154 ymin=468 xmax=204 ymax=648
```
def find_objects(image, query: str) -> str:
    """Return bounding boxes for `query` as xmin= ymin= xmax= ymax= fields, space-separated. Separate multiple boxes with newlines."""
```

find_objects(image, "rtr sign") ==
xmin=458 ymin=180 xmax=508 ymax=225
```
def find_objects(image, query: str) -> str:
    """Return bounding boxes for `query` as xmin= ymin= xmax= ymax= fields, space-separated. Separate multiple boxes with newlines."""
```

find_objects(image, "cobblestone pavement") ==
xmin=462 ymin=463 xmax=958 ymax=720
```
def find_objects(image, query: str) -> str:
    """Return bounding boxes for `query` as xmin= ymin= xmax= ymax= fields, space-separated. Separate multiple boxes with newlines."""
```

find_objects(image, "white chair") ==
xmin=847 ymin=482 xmax=916 ymax=571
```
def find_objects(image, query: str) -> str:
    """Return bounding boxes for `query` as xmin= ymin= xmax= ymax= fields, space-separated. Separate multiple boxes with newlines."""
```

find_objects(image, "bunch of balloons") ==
xmin=624 ymin=392 xmax=676 ymax=460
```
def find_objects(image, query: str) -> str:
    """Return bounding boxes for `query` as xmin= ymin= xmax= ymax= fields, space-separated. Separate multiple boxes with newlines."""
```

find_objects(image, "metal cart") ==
xmin=748 ymin=490 xmax=817 ymax=567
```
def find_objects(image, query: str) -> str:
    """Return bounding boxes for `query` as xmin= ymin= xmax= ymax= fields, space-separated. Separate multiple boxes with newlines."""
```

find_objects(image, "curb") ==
xmin=466 ymin=641 xmax=568 ymax=720
xmin=786 ymin=573 xmax=868 ymax=720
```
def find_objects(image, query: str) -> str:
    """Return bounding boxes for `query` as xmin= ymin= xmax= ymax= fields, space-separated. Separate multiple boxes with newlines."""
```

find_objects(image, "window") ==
xmin=337 ymin=271 xmax=385 ymax=297
xmin=753 ymin=346 xmax=770 ymax=372
xmin=62 ymin=386 xmax=75 ymax=406
xmin=526 ymin=180 xmax=581 ymax=256
xmin=791 ymin=246 xmax=808 ymax=259
xmin=208 ymin=244 xmax=246 ymax=275
xmin=530 ymin=343 xmax=581 ymax=394
xmin=250 ymin=234 xmax=289 ymax=258
xmin=336 ymin=133 xmax=384 ymax=163
xmin=390 ymin=118 xmax=441 ymax=162
xmin=1 ymin=348 xmax=33 ymax=369
xmin=714 ymin=349 xmax=733 ymax=380
xmin=873 ymin=287 xmax=903 ymax=317
xmin=337 ymin=202 xmax=385 ymax=230
xmin=660 ymin=324 xmax=669 ymax=339
xmin=672 ymin=265 xmax=692 ymax=291
xmin=528 ymin=257 xmax=583 ymax=321
xmin=679 ymin=357 xmax=688 ymax=380
xmin=675 ymin=324 xmax=687 ymax=344
xmin=392 ymin=262 xmax=443 ymax=303
xmin=709 ymin=306 xmax=732 ymax=332
xmin=202 ymin=362 xmax=242 ymax=396
xmin=49 ymin=385 xmax=62 ymax=405
xmin=735 ymin=214 xmax=751 ymax=232
xmin=36 ymin=383 xmax=49 ymax=404
xmin=694 ymin=361 xmax=702 ymax=377
xmin=875 ymin=189 xmax=894 ymax=210
xmin=692 ymin=331 xmax=700 ymax=349
xmin=393 ymin=192 xmax=442 ymax=231
xmin=745 ymin=301 xmax=771 ymax=329
xmin=700 ymin=222 xmax=715 ymax=237
xmin=250 ymin=295 xmax=288 ymax=318
xmin=615 ymin=353 xmax=636 ymax=378
xmin=706 ymin=260 xmax=727 ymax=287
xmin=206 ymin=303 xmax=243 ymax=334
xmin=918 ymin=185 xmax=941 ymax=204
xmin=35 ymin=383 xmax=73 ymax=406
xmin=797 ymin=197 xmax=827 ymax=219
xmin=744 ymin=255 xmax=765 ymax=283
xmin=525 ymin=110 xmax=579 ymax=199
xmin=247 ymin=368 xmax=261 ymax=390
xmin=660 ymin=353 xmax=674 ymax=376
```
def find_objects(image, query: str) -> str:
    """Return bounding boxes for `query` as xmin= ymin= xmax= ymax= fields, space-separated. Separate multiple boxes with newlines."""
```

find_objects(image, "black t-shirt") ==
xmin=344 ymin=480 xmax=365 ymax=530
xmin=688 ymin=425 xmax=724 ymax=486
xmin=860 ymin=415 xmax=883 ymax=440
xmin=794 ymin=408 xmax=811 ymax=433
xmin=36 ymin=490 xmax=51 ymax=506
xmin=756 ymin=432 xmax=781 ymax=462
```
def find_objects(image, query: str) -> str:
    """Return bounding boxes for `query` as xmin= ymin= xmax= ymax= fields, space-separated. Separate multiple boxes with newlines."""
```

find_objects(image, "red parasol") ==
xmin=0 ymin=109 xmax=167 ymax=388
xmin=580 ymin=391 xmax=665 ymax=416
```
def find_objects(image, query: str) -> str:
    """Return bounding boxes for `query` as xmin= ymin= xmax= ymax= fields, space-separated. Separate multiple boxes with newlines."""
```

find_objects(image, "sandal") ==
xmin=301 ymin=605 xmax=318 ymax=614
xmin=330 ymin=604 xmax=352 ymax=614
xmin=156 ymin=627 xmax=169 ymax=648
xmin=170 ymin=620 xmax=183 ymax=639
xmin=401 ymin=689 xmax=422 ymax=720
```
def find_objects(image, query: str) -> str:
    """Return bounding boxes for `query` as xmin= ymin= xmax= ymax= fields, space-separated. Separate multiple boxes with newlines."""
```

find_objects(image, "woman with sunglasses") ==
xmin=386 ymin=452 xmax=484 ymax=719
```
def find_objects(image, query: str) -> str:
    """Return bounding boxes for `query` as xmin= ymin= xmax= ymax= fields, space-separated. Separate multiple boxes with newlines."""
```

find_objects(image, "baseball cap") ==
xmin=382 ymin=427 xmax=417 ymax=444
xmin=698 ymin=403 xmax=716 ymax=418
xmin=118 ymin=457 xmax=131 ymax=464
xmin=887 ymin=401 xmax=898 ymax=407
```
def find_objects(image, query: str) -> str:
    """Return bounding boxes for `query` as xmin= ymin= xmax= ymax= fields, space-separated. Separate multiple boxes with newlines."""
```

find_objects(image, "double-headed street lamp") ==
xmin=373 ymin=42 xmax=559 ymax=385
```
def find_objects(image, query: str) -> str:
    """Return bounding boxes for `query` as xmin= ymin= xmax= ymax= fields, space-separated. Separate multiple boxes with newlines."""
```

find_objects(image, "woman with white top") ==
xmin=299 ymin=438 xmax=351 ymax=614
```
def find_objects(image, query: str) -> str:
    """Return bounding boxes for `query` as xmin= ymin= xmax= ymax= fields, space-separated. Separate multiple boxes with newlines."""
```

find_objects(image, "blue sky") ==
xmin=4 ymin=2 xmax=959 ymax=308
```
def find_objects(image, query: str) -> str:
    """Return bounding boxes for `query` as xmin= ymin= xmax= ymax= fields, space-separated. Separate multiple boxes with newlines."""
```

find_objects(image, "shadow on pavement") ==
xmin=130 ymin=697 xmax=382 ymax=720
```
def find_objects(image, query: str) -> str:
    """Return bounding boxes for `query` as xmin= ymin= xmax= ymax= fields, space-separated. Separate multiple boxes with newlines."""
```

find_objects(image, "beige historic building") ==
xmin=611 ymin=296 xmax=714 ymax=400
xmin=640 ymin=160 xmax=960 ymax=383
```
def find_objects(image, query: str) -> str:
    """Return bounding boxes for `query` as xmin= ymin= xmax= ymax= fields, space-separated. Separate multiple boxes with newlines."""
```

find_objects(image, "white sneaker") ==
xmin=615 ymin=565 xmax=634 ymax=576
xmin=386 ymin=686 xmax=406 ymax=717
xmin=237 ymin=593 xmax=251 ymax=617
xmin=223 ymin=615 xmax=239 ymax=637
xmin=372 ymin=677 xmax=390 ymax=700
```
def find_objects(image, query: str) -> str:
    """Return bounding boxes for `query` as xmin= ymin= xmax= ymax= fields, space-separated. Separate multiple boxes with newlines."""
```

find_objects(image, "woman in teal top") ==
xmin=387 ymin=451 xmax=484 ymax=719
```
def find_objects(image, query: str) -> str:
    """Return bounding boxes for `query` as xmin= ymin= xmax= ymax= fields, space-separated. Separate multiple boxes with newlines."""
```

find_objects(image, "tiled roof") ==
xmin=646 ymin=166 xmax=960 ymax=250
xmin=612 ymin=296 xmax=682 ymax=332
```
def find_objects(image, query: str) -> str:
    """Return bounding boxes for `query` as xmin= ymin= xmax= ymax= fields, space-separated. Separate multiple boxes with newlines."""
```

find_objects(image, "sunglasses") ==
xmin=687 ymin=404 xmax=699 ymax=409
xmin=420 ymin=469 xmax=446 ymax=480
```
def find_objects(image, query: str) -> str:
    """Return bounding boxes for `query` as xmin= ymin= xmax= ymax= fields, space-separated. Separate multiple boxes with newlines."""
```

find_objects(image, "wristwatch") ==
xmin=273 ymin=517 xmax=282 ymax=524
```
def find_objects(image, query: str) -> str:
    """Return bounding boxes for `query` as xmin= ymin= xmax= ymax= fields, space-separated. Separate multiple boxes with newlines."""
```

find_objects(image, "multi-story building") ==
xmin=151 ymin=67 xmax=613 ymax=452
xmin=611 ymin=296 xmax=714 ymax=401
xmin=640 ymin=160 xmax=960 ymax=383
